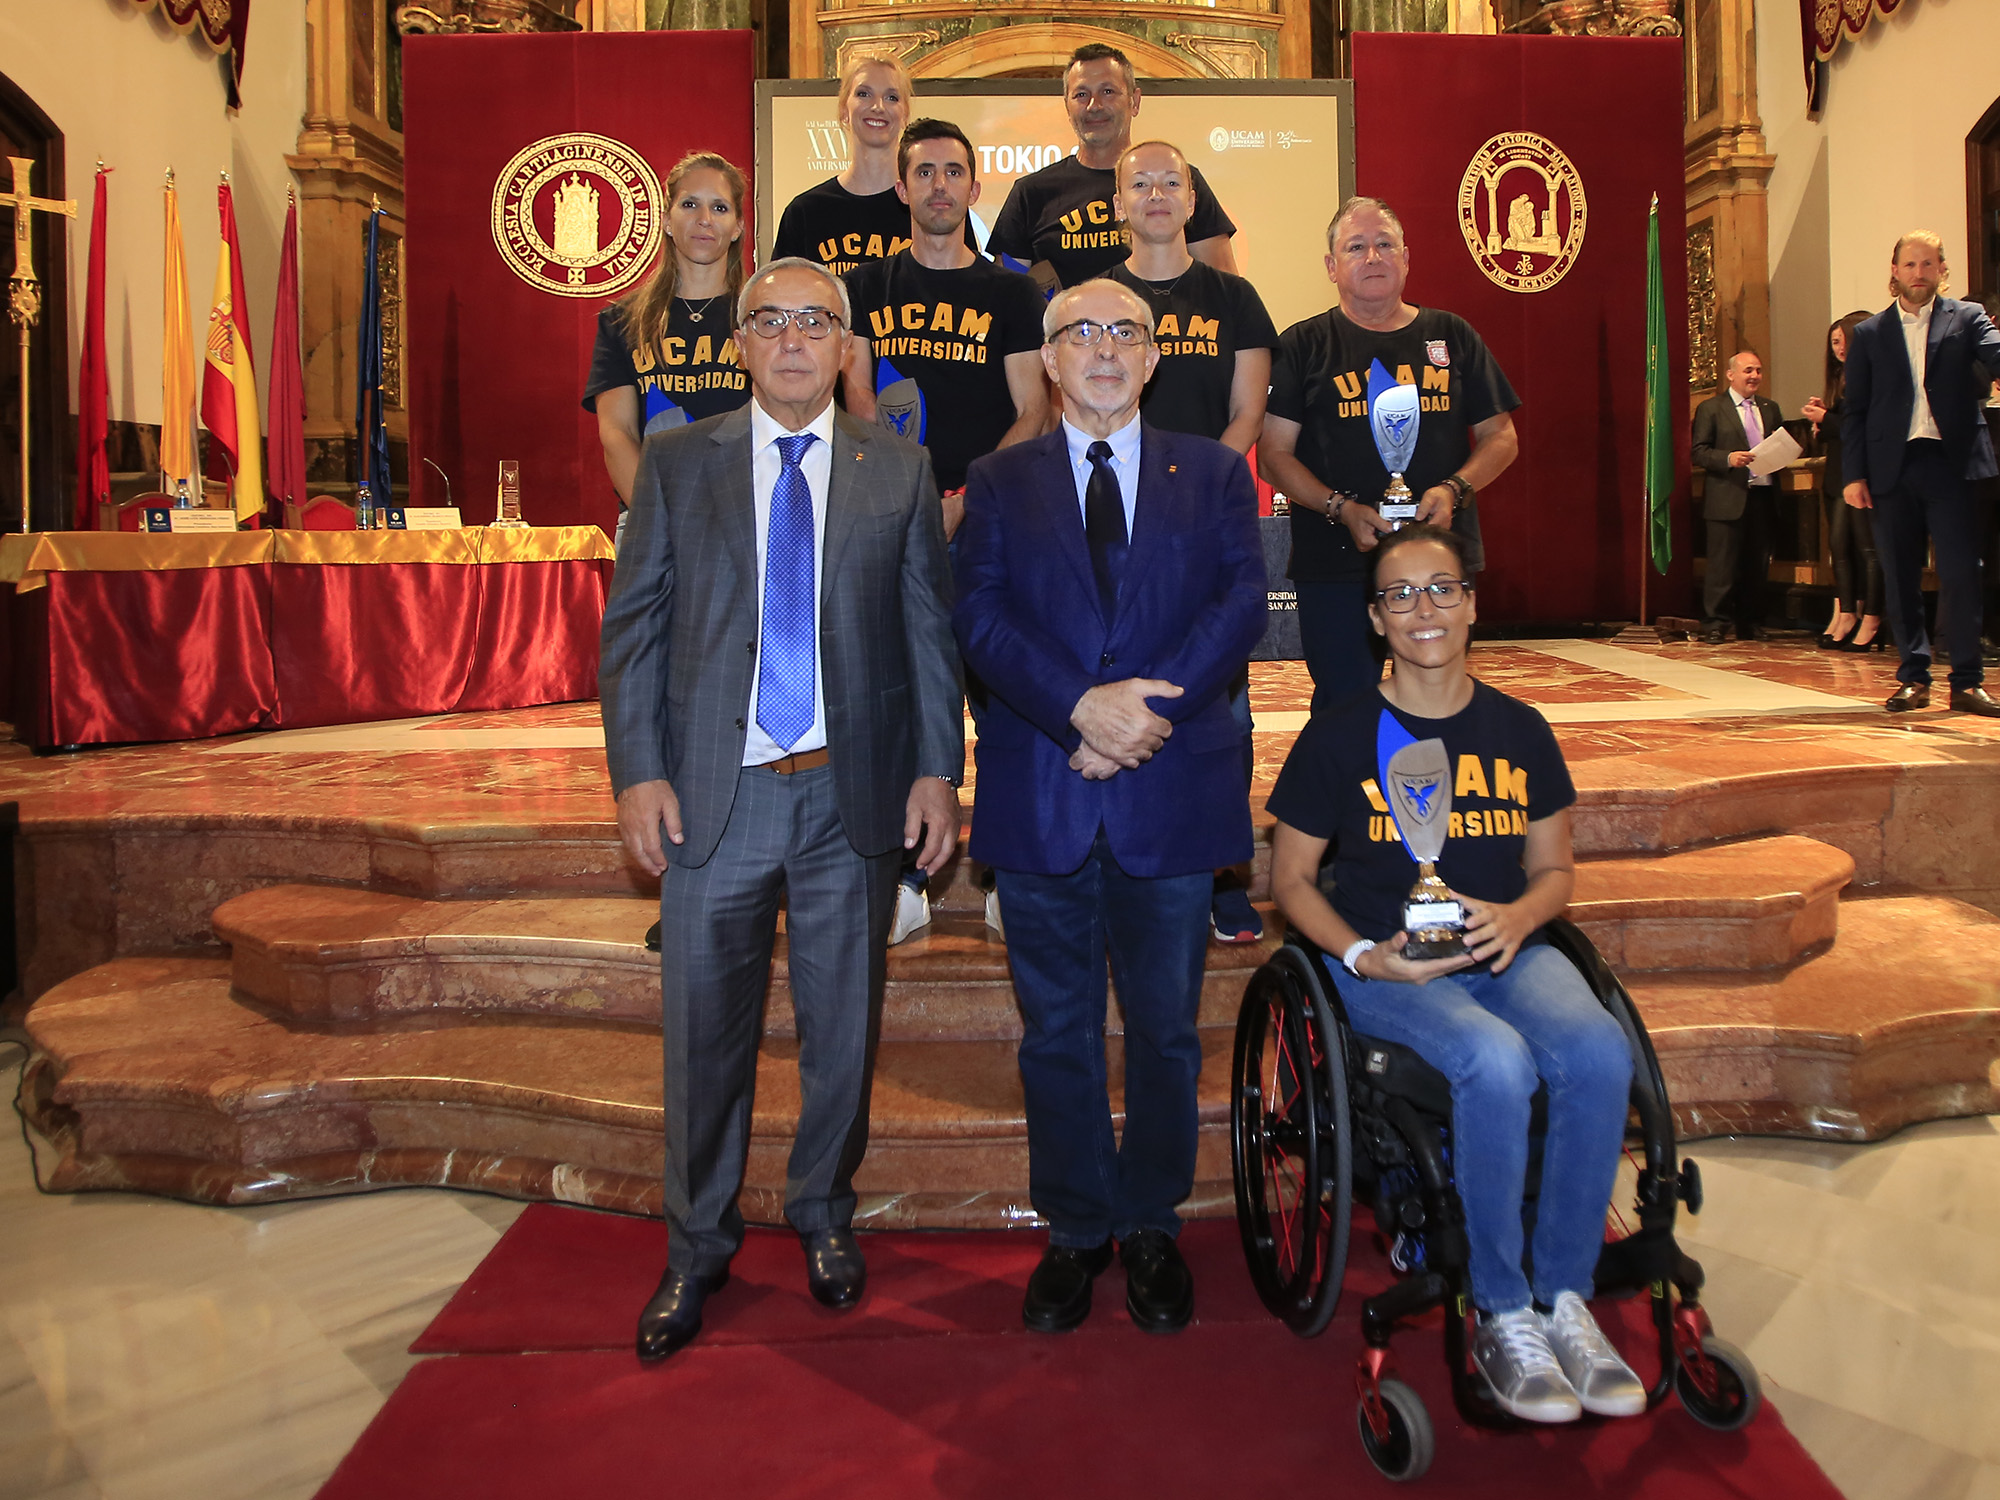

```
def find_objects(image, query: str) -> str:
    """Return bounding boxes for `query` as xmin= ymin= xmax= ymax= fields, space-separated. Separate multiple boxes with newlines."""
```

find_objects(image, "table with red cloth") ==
xmin=0 ymin=527 xmax=615 ymax=749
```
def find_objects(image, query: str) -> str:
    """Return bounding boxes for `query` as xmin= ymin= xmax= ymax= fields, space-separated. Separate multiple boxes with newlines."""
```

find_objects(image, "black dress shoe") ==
xmin=1022 ymin=1240 xmax=1114 ymax=1332
xmin=636 ymin=1265 xmax=728 ymax=1362
xmin=1949 ymin=686 xmax=2000 ymax=717
xmin=1120 ymin=1229 xmax=1194 ymax=1334
xmin=1701 ymin=621 xmax=1726 ymax=645
xmin=800 ymin=1227 xmax=867 ymax=1309
xmin=645 ymin=921 xmax=662 ymax=952
xmin=1886 ymin=683 xmax=1931 ymax=713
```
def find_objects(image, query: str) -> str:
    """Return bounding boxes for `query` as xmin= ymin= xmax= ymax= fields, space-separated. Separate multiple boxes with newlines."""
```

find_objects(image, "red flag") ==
xmin=74 ymin=166 xmax=110 ymax=529
xmin=267 ymin=189 xmax=306 ymax=515
xmin=201 ymin=179 xmax=262 ymax=523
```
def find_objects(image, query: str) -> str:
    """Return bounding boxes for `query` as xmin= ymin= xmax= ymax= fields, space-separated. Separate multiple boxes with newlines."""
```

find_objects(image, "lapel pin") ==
xmin=1169 ymin=464 xmax=1178 ymax=473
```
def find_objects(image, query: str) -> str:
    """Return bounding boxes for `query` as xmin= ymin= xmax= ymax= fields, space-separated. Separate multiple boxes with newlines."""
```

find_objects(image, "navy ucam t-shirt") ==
xmin=1265 ymin=680 xmax=1575 ymax=944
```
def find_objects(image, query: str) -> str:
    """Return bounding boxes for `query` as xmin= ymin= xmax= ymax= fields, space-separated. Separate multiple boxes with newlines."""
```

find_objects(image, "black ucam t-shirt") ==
xmin=987 ymin=155 xmax=1236 ymax=290
xmin=772 ymin=179 xmax=974 ymax=276
xmin=843 ymin=251 xmax=1045 ymax=491
xmin=1108 ymin=259 xmax=1276 ymax=442
xmin=1265 ymin=681 xmax=1575 ymax=945
xmin=580 ymin=300 xmax=750 ymax=433
xmin=1267 ymin=307 xmax=1519 ymax=583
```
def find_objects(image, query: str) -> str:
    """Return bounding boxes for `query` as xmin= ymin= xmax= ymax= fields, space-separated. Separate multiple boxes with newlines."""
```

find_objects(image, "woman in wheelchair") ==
xmin=1264 ymin=523 xmax=1644 ymax=1425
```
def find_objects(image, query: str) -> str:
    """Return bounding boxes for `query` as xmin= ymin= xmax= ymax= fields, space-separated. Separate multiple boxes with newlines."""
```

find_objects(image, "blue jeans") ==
xmin=1328 ymin=943 xmax=1633 ymax=1312
xmin=997 ymin=837 xmax=1212 ymax=1246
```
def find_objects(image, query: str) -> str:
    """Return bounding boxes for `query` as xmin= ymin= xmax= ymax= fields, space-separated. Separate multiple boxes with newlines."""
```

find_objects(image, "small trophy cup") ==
xmin=1383 ymin=736 xmax=1467 ymax=960
xmin=490 ymin=460 xmax=529 ymax=529
xmin=1368 ymin=359 xmax=1422 ymax=529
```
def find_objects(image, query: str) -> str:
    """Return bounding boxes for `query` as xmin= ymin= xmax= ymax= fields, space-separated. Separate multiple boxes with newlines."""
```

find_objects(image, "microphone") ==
xmin=422 ymin=457 xmax=453 ymax=508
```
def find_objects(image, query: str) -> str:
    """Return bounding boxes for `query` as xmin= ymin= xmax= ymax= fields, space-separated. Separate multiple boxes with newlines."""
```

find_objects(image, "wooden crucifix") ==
xmin=4 ymin=156 xmax=78 ymax=533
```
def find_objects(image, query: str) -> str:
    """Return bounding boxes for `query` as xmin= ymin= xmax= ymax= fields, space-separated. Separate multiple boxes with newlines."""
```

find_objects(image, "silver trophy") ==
xmin=1369 ymin=365 xmax=1422 ymax=528
xmin=1383 ymin=736 xmax=1467 ymax=960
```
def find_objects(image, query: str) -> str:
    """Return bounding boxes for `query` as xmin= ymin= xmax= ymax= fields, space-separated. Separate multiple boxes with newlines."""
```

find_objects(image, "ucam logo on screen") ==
xmin=1208 ymin=128 xmax=1268 ymax=152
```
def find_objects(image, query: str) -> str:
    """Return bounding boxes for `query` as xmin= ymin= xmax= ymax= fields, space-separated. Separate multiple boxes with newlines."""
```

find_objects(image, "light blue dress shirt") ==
xmin=1061 ymin=413 xmax=1141 ymax=539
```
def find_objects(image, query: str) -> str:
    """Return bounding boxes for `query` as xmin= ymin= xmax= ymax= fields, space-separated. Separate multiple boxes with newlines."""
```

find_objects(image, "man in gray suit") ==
xmin=600 ymin=257 xmax=965 ymax=1362
xmin=1691 ymin=350 xmax=1790 ymax=644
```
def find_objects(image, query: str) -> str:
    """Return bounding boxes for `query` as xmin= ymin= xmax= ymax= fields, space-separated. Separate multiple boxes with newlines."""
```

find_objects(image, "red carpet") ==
xmin=323 ymin=1207 xmax=1842 ymax=1500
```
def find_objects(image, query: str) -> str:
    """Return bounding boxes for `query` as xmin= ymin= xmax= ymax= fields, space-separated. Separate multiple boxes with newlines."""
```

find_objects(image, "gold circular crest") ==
xmin=491 ymin=133 xmax=663 ymax=299
xmin=1456 ymin=132 xmax=1587 ymax=295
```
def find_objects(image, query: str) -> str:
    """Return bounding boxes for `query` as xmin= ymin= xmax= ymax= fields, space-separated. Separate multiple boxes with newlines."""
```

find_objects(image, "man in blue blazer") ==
xmin=1841 ymin=230 xmax=2000 ymax=715
xmin=954 ymin=277 xmax=1267 ymax=1334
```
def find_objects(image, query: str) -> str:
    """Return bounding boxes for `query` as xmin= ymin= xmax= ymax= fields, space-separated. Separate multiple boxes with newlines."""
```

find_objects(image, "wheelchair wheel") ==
xmin=1675 ymin=1335 xmax=1762 ymax=1430
xmin=1230 ymin=944 xmax=1351 ymax=1336
xmin=1357 ymin=1377 xmax=1435 ymax=1482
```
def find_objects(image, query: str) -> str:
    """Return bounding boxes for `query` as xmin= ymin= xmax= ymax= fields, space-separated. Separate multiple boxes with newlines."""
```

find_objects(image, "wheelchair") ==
xmin=1229 ymin=919 xmax=1761 ymax=1481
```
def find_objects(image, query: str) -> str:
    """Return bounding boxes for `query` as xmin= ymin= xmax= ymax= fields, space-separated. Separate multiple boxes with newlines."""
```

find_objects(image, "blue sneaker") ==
xmin=1210 ymin=885 xmax=1263 ymax=944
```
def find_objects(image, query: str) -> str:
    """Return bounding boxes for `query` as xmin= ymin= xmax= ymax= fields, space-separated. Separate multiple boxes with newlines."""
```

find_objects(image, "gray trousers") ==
xmin=657 ymin=761 xmax=900 ymax=1275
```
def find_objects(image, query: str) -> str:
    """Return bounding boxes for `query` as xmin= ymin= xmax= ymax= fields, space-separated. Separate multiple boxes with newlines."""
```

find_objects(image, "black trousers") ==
xmin=1874 ymin=439 xmax=1986 ymax=690
xmin=1702 ymin=487 xmax=1775 ymax=631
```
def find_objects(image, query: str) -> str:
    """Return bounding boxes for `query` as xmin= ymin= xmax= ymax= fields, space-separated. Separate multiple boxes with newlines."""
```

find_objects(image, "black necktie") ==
xmin=1084 ymin=439 xmax=1127 ymax=621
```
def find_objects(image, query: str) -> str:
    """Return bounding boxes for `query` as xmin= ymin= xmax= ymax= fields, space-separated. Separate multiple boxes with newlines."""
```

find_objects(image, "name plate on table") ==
xmin=384 ymin=507 xmax=463 ymax=530
xmin=143 ymin=508 xmax=238 ymax=533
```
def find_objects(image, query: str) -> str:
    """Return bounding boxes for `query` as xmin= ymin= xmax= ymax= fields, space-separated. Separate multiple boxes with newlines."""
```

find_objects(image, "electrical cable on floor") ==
xmin=0 ymin=1034 xmax=53 ymax=1194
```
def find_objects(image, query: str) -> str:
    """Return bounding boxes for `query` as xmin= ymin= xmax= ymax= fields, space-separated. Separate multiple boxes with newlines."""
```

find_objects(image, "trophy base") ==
xmin=486 ymin=519 xmax=531 ymax=530
xmin=1402 ymin=928 xmax=1468 ymax=961
xmin=1379 ymin=503 xmax=1418 ymax=527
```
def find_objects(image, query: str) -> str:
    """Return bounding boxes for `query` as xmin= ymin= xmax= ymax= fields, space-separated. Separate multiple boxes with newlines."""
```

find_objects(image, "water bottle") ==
xmin=173 ymin=479 xmax=194 ymax=510
xmin=356 ymin=481 xmax=376 ymax=531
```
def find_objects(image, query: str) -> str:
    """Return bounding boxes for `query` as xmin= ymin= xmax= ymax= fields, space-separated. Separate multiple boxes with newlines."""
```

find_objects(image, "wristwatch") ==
xmin=1341 ymin=938 xmax=1376 ymax=977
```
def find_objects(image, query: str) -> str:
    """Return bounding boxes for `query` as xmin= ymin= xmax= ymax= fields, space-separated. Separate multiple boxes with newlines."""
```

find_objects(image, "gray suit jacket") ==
xmin=599 ymin=403 xmax=964 ymax=868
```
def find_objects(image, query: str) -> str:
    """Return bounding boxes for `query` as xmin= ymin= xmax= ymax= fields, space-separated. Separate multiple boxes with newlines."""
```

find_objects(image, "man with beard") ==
xmin=987 ymin=44 xmax=1236 ymax=292
xmin=1841 ymin=230 xmax=2000 ymax=716
xmin=842 ymin=117 xmax=1050 ymax=944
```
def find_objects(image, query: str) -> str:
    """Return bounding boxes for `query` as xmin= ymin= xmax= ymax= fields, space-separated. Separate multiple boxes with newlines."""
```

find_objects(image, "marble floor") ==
xmin=0 ymin=1022 xmax=1994 ymax=1499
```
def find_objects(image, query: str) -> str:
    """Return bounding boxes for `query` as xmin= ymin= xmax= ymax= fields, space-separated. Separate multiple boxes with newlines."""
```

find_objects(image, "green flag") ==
xmin=1643 ymin=194 xmax=1673 ymax=575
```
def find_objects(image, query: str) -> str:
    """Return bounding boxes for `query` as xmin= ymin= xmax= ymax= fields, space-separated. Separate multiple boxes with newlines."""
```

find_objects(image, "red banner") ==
xmin=402 ymin=31 xmax=756 ymax=531
xmin=1352 ymin=34 xmax=1691 ymax=624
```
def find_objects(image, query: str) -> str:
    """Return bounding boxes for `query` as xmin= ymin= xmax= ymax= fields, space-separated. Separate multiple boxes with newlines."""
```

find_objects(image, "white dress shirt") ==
xmin=742 ymin=398 xmax=833 ymax=766
xmin=1061 ymin=413 xmax=1142 ymax=537
xmin=1901 ymin=300 xmax=1942 ymax=442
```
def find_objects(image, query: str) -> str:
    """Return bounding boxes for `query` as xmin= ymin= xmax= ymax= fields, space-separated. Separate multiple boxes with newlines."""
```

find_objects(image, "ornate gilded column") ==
xmin=1680 ymin=0 xmax=1771 ymax=400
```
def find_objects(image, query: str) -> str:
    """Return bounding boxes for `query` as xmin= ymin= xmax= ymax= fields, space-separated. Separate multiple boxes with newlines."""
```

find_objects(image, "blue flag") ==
xmin=355 ymin=208 xmax=393 ymax=503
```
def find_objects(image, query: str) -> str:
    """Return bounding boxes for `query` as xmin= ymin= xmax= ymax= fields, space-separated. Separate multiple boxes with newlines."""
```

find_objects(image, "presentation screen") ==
xmin=756 ymin=79 xmax=1354 ymax=334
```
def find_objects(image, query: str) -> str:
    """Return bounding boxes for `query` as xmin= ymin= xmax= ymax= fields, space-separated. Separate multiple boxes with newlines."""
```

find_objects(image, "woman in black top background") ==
xmin=1801 ymin=310 xmax=1882 ymax=650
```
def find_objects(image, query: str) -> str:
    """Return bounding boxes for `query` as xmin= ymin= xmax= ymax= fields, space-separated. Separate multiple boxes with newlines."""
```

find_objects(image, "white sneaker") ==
xmin=1542 ymin=1291 xmax=1647 ymax=1417
xmin=984 ymin=887 xmax=1005 ymax=940
xmin=888 ymin=883 xmax=931 ymax=945
xmin=1471 ymin=1308 xmax=1582 ymax=1423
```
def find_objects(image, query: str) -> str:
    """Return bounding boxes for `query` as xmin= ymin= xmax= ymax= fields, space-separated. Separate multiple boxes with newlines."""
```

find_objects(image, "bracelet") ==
xmin=1444 ymin=474 xmax=1474 ymax=509
xmin=1341 ymin=938 xmax=1376 ymax=977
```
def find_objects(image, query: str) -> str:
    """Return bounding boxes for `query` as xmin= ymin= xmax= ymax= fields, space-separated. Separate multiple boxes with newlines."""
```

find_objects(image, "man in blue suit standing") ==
xmin=954 ymin=277 xmax=1266 ymax=1334
xmin=1841 ymin=230 xmax=2000 ymax=715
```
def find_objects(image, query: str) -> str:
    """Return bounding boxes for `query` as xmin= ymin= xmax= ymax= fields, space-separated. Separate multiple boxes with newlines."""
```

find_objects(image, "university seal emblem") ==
xmin=491 ymin=133 xmax=663 ymax=299
xmin=1456 ymin=132 xmax=1587 ymax=295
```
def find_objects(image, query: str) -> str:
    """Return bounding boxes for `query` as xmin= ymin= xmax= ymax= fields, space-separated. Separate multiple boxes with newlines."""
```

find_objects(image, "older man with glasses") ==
xmin=601 ymin=256 xmax=965 ymax=1361
xmin=952 ymin=277 xmax=1267 ymax=1335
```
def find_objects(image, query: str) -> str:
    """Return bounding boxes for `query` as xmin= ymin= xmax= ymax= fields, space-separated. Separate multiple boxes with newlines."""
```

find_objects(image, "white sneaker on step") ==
xmin=888 ymin=883 xmax=931 ymax=945
xmin=1471 ymin=1307 xmax=1582 ymax=1423
xmin=1542 ymin=1291 xmax=1647 ymax=1417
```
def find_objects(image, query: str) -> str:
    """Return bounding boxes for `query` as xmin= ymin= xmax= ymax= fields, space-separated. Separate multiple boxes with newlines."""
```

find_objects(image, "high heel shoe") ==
xmin=1842 ymin=620 xmax=1885 ymax=653
xmin=1820 ymin=612 xmax=1858 ymax=650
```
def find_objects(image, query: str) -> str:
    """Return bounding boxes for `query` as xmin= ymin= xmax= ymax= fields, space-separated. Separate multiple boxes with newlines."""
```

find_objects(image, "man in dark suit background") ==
xmin=1691 ymin=350 xmax=1788 ymax=644
xmin=1842 ymin=230 xmax=2000 ymax=716
xmin=600 ymin=257 xmax=965 ymax=1361
xmin=953 ymin=277 xmax=1266 ymax=1335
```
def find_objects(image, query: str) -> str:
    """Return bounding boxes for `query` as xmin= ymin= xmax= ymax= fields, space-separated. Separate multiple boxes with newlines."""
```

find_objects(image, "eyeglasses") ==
xmin=1047 ymin=319 xmax=1150 ymax=349
xmin=743 ymin=307 xmax=843 ymax=339
xmin=1373 ymin=580 xmax=1472 ymax=613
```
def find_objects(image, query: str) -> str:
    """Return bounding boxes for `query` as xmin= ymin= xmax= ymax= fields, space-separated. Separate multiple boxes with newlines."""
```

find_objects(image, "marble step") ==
xmin=1567 ymin=834 xmax=1853 ymax=971
xmin=18 ymin=957 xmax=1237 ymax=1228
xmin=212 ymin=886 xmax=1277 ymax=1040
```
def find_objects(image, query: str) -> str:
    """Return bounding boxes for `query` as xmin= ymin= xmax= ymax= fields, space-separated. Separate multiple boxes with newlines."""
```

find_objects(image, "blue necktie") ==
xmin=757 ymin=432 xmax=817 ymax=750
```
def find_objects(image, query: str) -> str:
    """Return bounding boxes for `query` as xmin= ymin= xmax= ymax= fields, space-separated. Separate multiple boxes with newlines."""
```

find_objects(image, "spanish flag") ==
xmin=161 ymin=173 xmax=197 ymax=494
xmin=201 ymin=179 xmax=263 ymax=524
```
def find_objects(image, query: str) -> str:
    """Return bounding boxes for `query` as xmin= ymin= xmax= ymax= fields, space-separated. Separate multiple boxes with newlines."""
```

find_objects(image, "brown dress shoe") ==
xmin=1885 ymin=684 xmax=1930 ymax=713
xmin=1948 ymin=686 xmax=2000 ymax=717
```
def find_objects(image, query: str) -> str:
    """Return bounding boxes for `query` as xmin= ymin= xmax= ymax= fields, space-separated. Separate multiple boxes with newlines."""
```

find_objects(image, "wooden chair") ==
xmin=282 ymin=496 xmax=359 ymax=530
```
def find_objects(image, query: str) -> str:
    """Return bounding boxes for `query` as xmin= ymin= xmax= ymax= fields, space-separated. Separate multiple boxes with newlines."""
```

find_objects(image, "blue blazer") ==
xmin=953 ymin=422 xmax=1267 ymax=878
xmin=1840 ymin=296 xmax=2000 ymax=496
